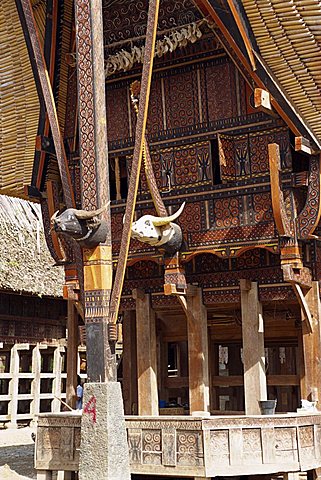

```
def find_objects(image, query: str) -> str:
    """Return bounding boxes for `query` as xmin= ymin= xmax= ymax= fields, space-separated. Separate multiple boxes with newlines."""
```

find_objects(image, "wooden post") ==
xmin=133 ymin=289 xmax=159 ymax=415
xmin=184 ymin=288 xmax=210 ymax=413
xmin=52 ymin=346 xmax=62 ymax=412
xmin=240 ymin=280 xmax=267 ymax=415
xmin=30 ymin=344 xmax=41 ymax=420
xmin=300 ymin=281 xmax=321 ymax=402
xmin=66 ymin=301 xmax=78 ymax=408
xmin=122 ymin=310 xmax=138 ymax=415
xmin=8 ymin=344 xmax=19 ymax=428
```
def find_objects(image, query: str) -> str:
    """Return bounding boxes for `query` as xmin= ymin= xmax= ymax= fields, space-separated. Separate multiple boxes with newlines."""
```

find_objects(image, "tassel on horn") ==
xmin=152 ymin=202 xmax=185 ymax=227
xmin=74 ymin=202 xmax=110 ymax=220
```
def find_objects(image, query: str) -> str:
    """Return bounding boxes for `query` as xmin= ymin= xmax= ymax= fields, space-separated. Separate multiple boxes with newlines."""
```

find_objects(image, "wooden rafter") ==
xmin=15 ymin=0 xmax=75 ymax=209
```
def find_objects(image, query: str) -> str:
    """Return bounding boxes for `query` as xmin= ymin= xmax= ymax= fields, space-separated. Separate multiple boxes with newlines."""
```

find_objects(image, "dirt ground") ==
xmin=0 ymin=426 xmax=37 ymax=480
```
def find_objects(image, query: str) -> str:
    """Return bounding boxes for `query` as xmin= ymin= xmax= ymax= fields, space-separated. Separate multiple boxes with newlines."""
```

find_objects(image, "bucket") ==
xmin=258 ymin=399 xmax=277 ymax=415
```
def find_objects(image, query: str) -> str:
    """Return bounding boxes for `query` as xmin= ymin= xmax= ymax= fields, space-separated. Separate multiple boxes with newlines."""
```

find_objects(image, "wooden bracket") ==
xmin=292 ymin=284 xmax=313 ymax=333
xmin=254 ymin=88 xmax=277 ymax=117
xmin=268 ymin=143 xmax=292 ymax=237
xmin=295 ymin=136 xmax=312 ymax=155
xmin=282 ymin=264 xmax=312 ymax=290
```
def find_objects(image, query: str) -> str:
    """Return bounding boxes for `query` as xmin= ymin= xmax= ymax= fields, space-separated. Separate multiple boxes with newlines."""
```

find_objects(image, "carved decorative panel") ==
xmin=206 ymin=61 xmax=236 ymax=121
xmin=219 ymin=128 xmax=291 ymax=182
xmin=164 ymin=70 xmax=199 ymax=130
xmin=213 ymin=197 xmax=240 ymax=228
xmin=176 ymin=430 xmax=204 ymax=466
xmin=106 ymin=85 xmax=129 ymax=141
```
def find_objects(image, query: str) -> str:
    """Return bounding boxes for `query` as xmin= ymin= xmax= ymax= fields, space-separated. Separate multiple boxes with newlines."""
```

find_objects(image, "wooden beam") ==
xmin=292 ymin=284 xmax=313 ymax=334
xmin=299 ymin=282 xmax=321 ymax=402
xmin=182 ymin=288 xmax=210 ymax=413
xmin=122 ymin=310 xmax=138 ymax=415
xmin=133 ymin=289 xmax=159 ymax=415
xmin=66 ymin=301 xmax=78 ymax=409
xmin=240 ymin=280 xmax=267 ymax=415
xmin=226 ymin=0 xmax=256 ymax=70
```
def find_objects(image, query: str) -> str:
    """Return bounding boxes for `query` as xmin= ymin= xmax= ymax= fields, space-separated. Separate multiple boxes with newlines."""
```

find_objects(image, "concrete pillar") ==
xmin=133 ymin=289 xmax=159 ymax=415
xmin=240 ymin=280 xmax=267 ymax=415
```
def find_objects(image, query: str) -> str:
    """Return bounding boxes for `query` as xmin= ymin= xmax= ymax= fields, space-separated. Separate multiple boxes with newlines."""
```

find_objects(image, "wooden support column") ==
xmin=30 ymin=344 xmax=41 ymax=421
xmin=133 ymin=289 xmax=158 ymax=416
xmin=8 ymin=344 xmax=19 ymax=428
xmin=122 ymin=310 xmax=138 ymax=415
xmin=240 ymin=280 xmax=267 ymax=415
xmin=300 ymin=281 xmax=321 ymax=402
xmin=182 ymin=287 xmax=210 ymax=414
xmin=66 ymin=301 xmax=78 ymax=408
xmin=52 ymin=347 xmax=62 ymax=412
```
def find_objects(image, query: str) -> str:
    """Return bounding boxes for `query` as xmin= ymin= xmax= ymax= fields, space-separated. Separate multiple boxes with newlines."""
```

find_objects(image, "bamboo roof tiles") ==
xmin=242 ymin=0 xmax=321 ymax=143
xmin=0 ymin=0 xmax=46 ymax=199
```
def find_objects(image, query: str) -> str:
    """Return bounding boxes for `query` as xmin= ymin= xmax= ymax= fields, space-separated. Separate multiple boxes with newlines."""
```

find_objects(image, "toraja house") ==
xmin=0 ymin=195 xmax=71 ymax=425
xmin=1 ymin=0 xmax=321 ymax=479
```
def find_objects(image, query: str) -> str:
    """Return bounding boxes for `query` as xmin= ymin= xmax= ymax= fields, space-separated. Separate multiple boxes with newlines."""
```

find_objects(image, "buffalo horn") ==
xmin=50 ymin=210 xmax=59 ymax=224
xmin=74 ymin=202 xmax=110 ymax=220
xmin=152 ymin=202 xmax=185 ymax=227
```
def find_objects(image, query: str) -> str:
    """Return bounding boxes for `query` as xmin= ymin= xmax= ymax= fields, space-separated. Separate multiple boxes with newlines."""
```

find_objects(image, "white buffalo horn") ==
xmin=74 ymin=202 xmax=110 ymax=220
xmin=50 ymin=210 xmax=59 ymax=224
xmin=152 ymin=202 xmax=185 ymax=227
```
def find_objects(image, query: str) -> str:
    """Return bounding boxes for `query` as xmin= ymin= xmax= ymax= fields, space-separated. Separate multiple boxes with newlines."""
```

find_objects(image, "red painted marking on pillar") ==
xmin=83 ymin=395 xmax=97 ymax=423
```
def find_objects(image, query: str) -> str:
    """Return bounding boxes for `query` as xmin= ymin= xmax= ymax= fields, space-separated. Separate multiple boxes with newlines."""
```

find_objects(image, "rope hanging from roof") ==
xmin=105 ymin=20 xmax=205 ymax=76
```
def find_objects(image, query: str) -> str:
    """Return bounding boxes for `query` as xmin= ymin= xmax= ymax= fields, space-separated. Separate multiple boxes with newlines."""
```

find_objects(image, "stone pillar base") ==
xmin=79 ymin=382 xmax=131 ymax=480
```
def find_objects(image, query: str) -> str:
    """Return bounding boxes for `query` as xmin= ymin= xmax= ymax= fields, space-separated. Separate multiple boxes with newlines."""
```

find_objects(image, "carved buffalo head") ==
xmin=131 ymin=203 xmax=185 ymax=254
xmin=51 ymin=204 xmax=109 ymax=248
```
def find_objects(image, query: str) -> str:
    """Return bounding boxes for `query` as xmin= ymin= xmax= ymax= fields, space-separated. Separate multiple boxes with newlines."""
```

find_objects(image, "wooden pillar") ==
xmin=240 ymin=280 xmax=267 ymax=415
xmin=133 ymin=289 xmax=158 ymax=415
xmin=66 ymin=301 xmax=78 ymax=408
xmin=300 ymin=281 xmax=321 ymax=402
xmin=8 ymin=344 xmax=19 ymax=427
xmin=30 ymin=344 xmax=41 ymax=420
xmin=122 ymin=310 xmax=138 ymax=415
xmin=184 ymin=287 xmax=210 ymax=413
xmin=52 ymin=346 xmax=62 ymax=412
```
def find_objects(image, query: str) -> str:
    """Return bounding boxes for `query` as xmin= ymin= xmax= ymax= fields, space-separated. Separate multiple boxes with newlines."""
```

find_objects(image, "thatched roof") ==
xmin=242 ymin=0 xmax=321 ymax=144
xmin=0 ymin=195 xmax=64 ymax=297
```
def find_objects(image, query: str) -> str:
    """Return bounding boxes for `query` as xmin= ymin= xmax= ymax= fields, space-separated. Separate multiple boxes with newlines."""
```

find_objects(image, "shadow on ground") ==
xmin=0 ymin=444 xmax=36 ymax=479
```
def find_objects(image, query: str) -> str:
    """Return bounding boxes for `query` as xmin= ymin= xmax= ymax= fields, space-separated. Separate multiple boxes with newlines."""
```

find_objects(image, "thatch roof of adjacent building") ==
xmin=0 ymin=195 xmax=64 ymax=297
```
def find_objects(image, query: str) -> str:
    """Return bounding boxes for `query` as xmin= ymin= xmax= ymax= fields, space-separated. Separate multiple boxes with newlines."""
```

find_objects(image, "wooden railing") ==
xmin=35 ymin=412 xmax=321 ymax=478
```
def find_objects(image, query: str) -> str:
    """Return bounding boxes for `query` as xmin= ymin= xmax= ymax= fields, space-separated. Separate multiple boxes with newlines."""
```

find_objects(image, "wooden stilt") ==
xmin=240 ymin=280 xmax=267 ymax=415
xmin=122 ymin=310 xmax=138 ymax=415
xmin=52 ymin=347 xmax=62 ymax=412
xmin=8 ymin=344 xmax=19 ymax=428
xmin=133 ymin=289 xmax=159 ymax=415
xmin=30 ymin=344 xmax=41 ymax=420
xmin=300 ymin=281 xmax=321 ymax=402
xmin=66 ymin=301 xmax=78 ymax=409
xmin=183 ymin=287 xmax=210 ymax=414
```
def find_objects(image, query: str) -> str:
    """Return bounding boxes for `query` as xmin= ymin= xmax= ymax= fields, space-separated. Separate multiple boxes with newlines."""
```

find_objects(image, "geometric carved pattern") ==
xmin=74 ymin=0 xmax=98 ymax=210
xmin=220 ymin=128 xmax=291 ymax=182
xmin=176 ymin=430 xmax=204 ymax=466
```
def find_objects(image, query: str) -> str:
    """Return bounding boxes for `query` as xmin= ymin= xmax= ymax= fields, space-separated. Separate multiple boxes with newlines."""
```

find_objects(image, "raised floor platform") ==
xmin=35 ymin=412 xmax=321 ymax=478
